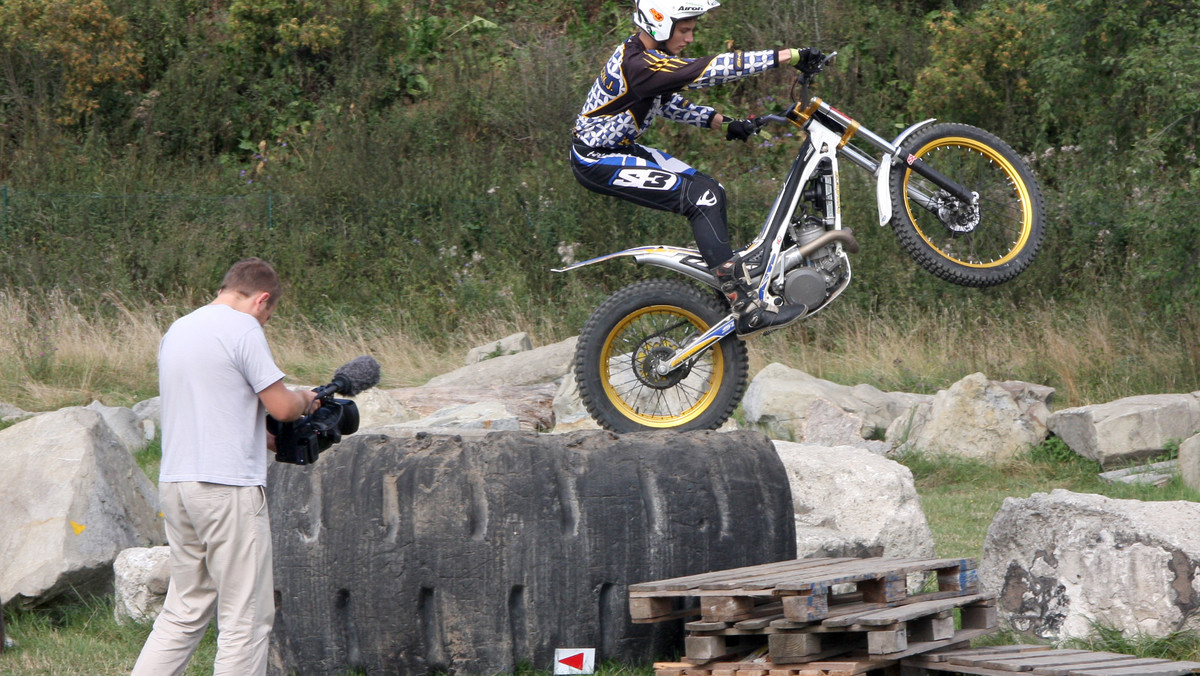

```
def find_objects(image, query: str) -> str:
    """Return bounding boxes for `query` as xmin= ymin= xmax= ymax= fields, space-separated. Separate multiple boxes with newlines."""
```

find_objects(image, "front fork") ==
xmin=655 ymin=314 xmax=738 ymax=375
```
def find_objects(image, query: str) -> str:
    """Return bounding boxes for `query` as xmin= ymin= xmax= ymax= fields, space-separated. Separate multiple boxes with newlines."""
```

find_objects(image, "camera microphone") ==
xmin=321 ymin=355 xmax=382 ymax=397
xmin=272 ymin=356 xmax=380 ymax=466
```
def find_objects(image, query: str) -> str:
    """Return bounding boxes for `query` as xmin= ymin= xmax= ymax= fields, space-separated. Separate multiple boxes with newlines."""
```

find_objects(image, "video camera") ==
xmin=268 ymin=355 xmax=381 ymax=465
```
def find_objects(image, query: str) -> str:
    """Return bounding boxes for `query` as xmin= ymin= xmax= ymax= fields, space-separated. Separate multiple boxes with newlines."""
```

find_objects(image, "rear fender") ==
xmin=552 ymin=245 xmax=717 ymax=288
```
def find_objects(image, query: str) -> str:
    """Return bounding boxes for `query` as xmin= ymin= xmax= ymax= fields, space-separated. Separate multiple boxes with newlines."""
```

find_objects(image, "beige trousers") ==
xmin=132 ymin=481 xmax=274 ymax=676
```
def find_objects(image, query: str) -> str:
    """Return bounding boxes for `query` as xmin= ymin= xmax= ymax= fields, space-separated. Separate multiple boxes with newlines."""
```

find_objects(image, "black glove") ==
xmin=725 ymin=117 xmax=763 ymax=142
xmin=792 ymin=47 xmax=825 ymax=75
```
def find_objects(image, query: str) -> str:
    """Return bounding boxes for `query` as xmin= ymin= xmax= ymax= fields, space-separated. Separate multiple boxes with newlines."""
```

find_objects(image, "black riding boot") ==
xmin=711 ymin=256 xmax=807 ymax=336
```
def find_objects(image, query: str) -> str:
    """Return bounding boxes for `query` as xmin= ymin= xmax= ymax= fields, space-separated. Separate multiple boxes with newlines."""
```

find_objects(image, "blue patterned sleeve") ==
xmin=684 ymin=49 xmax=778 ymax=90
xmin=660 ymin=94 xmax=717 ymax=129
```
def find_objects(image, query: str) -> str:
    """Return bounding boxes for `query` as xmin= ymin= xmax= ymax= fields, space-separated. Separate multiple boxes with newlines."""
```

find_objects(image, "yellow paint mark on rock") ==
xmin=71 ymin=521 xmax=86 ymax=535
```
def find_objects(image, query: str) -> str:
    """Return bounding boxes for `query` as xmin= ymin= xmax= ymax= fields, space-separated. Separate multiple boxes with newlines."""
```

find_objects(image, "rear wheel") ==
xmin=574 ymin=279 xmax=749 ymax=433
xmin=890 ymin=123 xmax=1045 ymax=287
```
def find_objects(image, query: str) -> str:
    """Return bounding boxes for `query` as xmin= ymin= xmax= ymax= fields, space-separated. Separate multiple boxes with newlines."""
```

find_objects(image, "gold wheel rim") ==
xmin=902 ymin=136 xmax=1034 ymax=268
xmin=599 ymin=305 xmax=724 ymax=427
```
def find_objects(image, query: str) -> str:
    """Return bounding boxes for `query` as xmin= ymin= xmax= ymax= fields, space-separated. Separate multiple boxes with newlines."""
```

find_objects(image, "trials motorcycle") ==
xmin=555 ymin=53 xmax=1045 ymax=433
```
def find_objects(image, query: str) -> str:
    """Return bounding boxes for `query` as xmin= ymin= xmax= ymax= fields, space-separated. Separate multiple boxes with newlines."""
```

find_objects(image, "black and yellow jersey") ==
xmin=573 ymin=34 xmax=778 ymax=149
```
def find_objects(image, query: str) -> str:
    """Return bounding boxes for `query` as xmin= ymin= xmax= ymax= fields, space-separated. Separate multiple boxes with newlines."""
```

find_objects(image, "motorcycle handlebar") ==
xmin=753 ymin=52 xmax=838 ymax=128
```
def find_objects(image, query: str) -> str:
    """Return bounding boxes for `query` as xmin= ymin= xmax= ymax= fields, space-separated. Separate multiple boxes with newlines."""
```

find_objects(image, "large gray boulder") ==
xmin=981 ymin=489 xmax=1200 ymax=639
xmin=743 ymin=363 xmax=928 ymax=441
xmin=85 ymin=400 xmax=150 ymax=451
xmin=886 ymin=373 xmax=1052 ymax=461
xmin=0 ymin=408 xmax=164 ymax=606
xmin=1047 ymin=393 xmax=1200 ymax=467
xmin=394 ymin=400 xmax=522 ymax=431
xmin=426 ymin=336 xmax=577 ymax=387
xmin=796 ymin=399 xmax=888 ymax=454
xmin=345 ymin=387 xmax=420 ymax=429
xmin=266 ymin=429 xmax=795 ymax=676
xmin=772 ymin=440 xmax=936 ymax=559
xmin=383 ymin=384 xmax=557 ymax=432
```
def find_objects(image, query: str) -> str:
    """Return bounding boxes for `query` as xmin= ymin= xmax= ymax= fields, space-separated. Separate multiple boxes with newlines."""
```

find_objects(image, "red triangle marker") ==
xmin=558 ymin=652 xmax=586 ymax=670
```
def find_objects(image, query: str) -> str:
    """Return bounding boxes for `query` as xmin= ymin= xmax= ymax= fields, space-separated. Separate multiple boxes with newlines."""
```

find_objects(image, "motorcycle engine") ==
xmin=779 ymin=217 xmax=846 ymax=309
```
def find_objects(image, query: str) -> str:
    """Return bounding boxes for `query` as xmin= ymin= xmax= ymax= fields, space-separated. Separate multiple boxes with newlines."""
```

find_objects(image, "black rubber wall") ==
xmin=267 ymin=429 xmax=796 ymax=675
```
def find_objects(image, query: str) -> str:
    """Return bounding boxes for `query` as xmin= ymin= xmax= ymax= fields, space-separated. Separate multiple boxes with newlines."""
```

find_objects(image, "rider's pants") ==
xmin=570 ymin=142 xmax=733 ymax=268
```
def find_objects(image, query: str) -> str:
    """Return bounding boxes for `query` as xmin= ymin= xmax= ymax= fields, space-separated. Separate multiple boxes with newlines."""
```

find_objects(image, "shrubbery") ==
xmin=0 ymin=0 xmax=1196 ymax=332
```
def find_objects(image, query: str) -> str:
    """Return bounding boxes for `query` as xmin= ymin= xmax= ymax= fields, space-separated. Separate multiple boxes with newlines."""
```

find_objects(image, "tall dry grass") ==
xmin=0 ymin=289 xmax=551 ymax=412
xmin=1 ymin=288 xmax=1197 ymax=413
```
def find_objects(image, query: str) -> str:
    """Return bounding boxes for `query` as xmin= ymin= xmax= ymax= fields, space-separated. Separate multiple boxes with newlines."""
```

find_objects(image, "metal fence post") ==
xmin=1 ymin=184 xmax=7 ymax=236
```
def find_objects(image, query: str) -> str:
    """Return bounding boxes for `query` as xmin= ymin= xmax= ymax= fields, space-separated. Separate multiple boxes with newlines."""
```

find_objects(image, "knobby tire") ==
xmin=890 ymin=123 xmax=1045 ymax=287
xmin=574 ymin=279 xmax=749 ymax=433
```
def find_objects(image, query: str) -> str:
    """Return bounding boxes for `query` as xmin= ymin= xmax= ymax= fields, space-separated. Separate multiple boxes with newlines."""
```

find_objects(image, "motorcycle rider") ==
xmin=571 ymin=0 xmax=822 ymax=335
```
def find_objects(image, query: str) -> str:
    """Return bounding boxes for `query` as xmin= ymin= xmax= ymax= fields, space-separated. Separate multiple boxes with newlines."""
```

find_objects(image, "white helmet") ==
xmin=633 ymin=0 xmax=720 ymax=42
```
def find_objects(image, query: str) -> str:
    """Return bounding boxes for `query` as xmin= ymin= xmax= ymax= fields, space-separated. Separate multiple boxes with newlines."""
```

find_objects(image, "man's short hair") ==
xmin=220 ymin=258 xmax=282 ymax=306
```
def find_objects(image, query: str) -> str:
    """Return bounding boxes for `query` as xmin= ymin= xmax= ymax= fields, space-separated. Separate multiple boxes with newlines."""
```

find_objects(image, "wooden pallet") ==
xmin=904 ymin=644 xmax=1200 ymax=675
xmin=682 ymin=596 xmax=997 ymax=663
xmin=655 ymin=657 xmax=884 ymax=676
xmin=656 ymin=629 xmax=993 ymax=676
xmin=630 ymin=557 xmax=978 ymax=625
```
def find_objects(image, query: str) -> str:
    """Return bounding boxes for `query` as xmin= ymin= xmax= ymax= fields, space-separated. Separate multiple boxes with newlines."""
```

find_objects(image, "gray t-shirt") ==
xmin=157 ymin=304 xmax=286 ymax=486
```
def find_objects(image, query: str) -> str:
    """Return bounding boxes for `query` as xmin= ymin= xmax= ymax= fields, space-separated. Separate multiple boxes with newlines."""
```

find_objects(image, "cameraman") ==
xmin=132 ymin=258 xmax=317 ymax=676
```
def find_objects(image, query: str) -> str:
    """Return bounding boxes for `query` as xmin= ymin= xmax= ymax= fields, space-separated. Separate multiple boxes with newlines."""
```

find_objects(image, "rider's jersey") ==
xmin=574 ymin=34 xmax=779 ymax=150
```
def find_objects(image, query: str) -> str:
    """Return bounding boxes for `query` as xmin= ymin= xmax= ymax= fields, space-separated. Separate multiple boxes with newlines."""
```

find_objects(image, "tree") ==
xmin=0 ymin=0 xmax=142 ymax=126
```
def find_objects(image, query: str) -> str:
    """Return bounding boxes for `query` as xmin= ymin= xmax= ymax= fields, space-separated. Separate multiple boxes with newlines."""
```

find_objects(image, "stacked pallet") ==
xmin=908 ymin=644 xmax=1200 ymax=675
xmin=630 ymin=556 xmax=997 ymax=675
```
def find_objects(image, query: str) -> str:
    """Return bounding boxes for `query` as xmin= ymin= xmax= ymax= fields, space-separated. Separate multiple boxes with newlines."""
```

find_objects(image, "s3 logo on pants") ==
xmin=611 ymin=168 xmax=679 ymax=190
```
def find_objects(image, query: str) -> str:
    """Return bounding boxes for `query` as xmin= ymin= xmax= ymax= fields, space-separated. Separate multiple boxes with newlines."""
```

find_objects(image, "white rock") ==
xmin=549 ymin=374 xmax=601 ymax=433
xmin=113 ymin=546 xmax=170 ymax=625
xmin=981 ymin=489 xmax=1200 ymax=639
xmin=744 ymin=363 xmax=928 ymax=442
xmin=772 ymin=440 xmax=936 ymax=559
xmin=85 ymin=400 xmax=148 ymax=452
xmin=346 ymin=387 xmax=419 ymax=429
xmin=464 ymin=332 xmax=533 ymax=365
xmin=1047 ymin=393 xmax=1200 ymax=467
xmin=887 ymin=373 xmax=1050 ymax=461
xmin=1180 ymin=433 xmax=1200 ymax=493
xmin=132 ymin=397 xmax=160 ymax=441
xmin=395 ymin=401 xmax=522 ymax=431
xmin=0 ymin=401 xmax=32 ymax=422
xmin=426 ymin=337 xmax=577 ymax=388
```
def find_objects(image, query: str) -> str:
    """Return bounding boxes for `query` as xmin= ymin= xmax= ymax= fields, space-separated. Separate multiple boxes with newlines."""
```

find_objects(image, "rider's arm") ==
xmin=681 ymin=49 xmax=778 ymax=90
xmin=660 ymin=93 xmax=718 ymax=129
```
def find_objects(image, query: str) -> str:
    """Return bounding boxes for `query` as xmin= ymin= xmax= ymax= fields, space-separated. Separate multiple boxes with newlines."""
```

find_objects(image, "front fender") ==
xmin=876 ymin=118 xmax=937 ymax=226
xmin=552 ymin=245 xmax=716 ymax=287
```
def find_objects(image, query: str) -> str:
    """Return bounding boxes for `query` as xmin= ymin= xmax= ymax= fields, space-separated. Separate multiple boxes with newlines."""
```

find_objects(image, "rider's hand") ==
xmin=725 ymin=117 xmax=762 ymax=142
xmin=791 ymin=47 xmax=825 ymax=74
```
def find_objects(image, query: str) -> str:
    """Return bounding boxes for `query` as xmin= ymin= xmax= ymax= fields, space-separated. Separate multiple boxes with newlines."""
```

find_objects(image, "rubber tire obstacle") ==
xmin=267 ymin=429 xmax=796 ymax=675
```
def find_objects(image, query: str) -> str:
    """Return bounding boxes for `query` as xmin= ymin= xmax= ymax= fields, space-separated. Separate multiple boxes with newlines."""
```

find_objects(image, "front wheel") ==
xmin=890 ymin=123 xmax=1045 ymax=287
xmin=574 ymin=279 xmax=749 ymax=433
